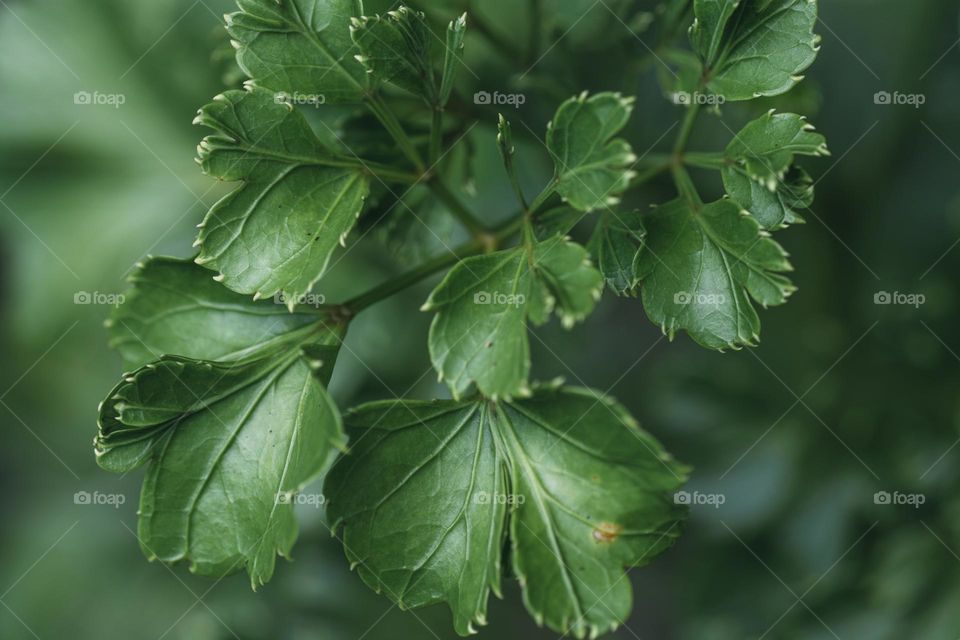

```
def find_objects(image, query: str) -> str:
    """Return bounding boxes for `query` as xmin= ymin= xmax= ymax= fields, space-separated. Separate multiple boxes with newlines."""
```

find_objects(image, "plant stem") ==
xmin=358 ymin=161 xmax=422 ymax=184
xmin=682 ymin=151 xmax=728 ymax=170
xmin=629 ymin=159 xmax=674 ymax=186
xmin=672 ymin=102 xmax=702 ymax=155
xmin=427 ymin=179 xmax=489 ymax=241
xmin=526 ymin=181 xmax=557 ymax=217
xmin=429 ymin=107 xmax=443 ymax=165
xmin=342 ymin=217 xmax=523 ymax=314
xmin=365 ymin=94 xmax=426 ymax=173
xmin=672 ymin=164 xmax=702 ymax=210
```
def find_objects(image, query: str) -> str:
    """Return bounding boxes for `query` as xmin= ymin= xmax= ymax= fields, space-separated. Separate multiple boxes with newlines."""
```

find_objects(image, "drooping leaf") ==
xmin=532 ymin=238 xmax=604 ymax=328
xmin=636 ymin=198 xmax=794 ymax=349
xmin=227 ymin=0 xmax=368 ymax=102
xmin=325 ymin=385 xmax=688 ymax=638
xmin=423 ymin=238 xmax=602 ymax=399
xmin=724 ymin=110 xmax=828 ymax=186
xmin=194 ymin=87 xmax=370 ymax=303
xmin=107 ymin=257 xmax=329 ymax=370
xmin=723 ymin=164 xmax=813 ymax=229
xmin=587 ymin=209 xmax=646 ymax=296
xmin=700 ymin=0 xmax=820 ymax=101
xmin=351 ymin=6 xmax=439 ymax=104
xmin=720 ymin=111 xmax=826 ymax=228
xmin=546 ymin=92 xmax=637 ymax=212
xmin=96 ymin=348 xmax=346 ymax=588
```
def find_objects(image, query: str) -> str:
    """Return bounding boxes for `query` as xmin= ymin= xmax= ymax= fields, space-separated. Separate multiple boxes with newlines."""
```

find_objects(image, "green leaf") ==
xmin=423 ymin=238 xmax=602 ymax=399
xmin=724 ymin=110 xmax=827 ymax=185
xmin=546 ymin=92 xmax=637 ymax=212
xmin=325 ymin=385 xmax=688 ymax=638
xmin=96 ymin=348 xmax=346 ymax=588
xmin=534 ymin=206 xmax=582 ymax=241
xmin=227 ymin=0 xmax=368 ymax=102
xmin=194 ymin=87 xmax=370 ymax=302
xmin=690 ymin=0 xmax=742 ymax=64
xmin=440 ymin=13 xmax=467 ymax=106
xmin=720 ymin=111 xmax=825 ymax=228
xmin=351 ymin=6 xmax=438 ymax=104
xmin=636 ymin=198 xmax=794 ymax=349
xmin=723 ymin=164 xmax=813 ymax=229
xmin=588 ymin=209 xmax=646 ymax=296
xmin=107 ymin=257 xmax=329 ymax=370
xmin=700 ymin=0 xmax=820 ymax=101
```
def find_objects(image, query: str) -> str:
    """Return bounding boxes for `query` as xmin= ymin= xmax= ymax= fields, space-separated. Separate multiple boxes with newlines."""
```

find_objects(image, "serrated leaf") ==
xmin=636 ymin=198 xmax=794 ymax=349
xmin=720 ymin=111 xmax=825 ymax=228
xmin=227 ymin=0 xmax=368 ymax=102
xmin=723 ymin=164 xmax=813 ymax=229
xmin=423 ymin=238 xmax=602 ymax=399
xmin=701 ymin=0 xmax=820 ymax=101
xmin=690 ymin=0 xmax=742 ymax=64
xmin=96 ymin=348 xmax=345 ymax=588
xmin=194 ymin=87 xmax=370 ymax=302
xmin=546 ymin=92 xmax=637 ymax=212
xmin=724 ymin=110 xmax=827 ymax=185
xmin=108 ymin=257 xmax=332 ymax=370
xmin=325 ymin=386 xmax=688 ymax=638
xmin=351 ymin=6 xmax=439 ymax=104
xmin=588 ymin=209 xmax=646 ymax=296
xmin=533 ymin=239 xmax=604 ymax=327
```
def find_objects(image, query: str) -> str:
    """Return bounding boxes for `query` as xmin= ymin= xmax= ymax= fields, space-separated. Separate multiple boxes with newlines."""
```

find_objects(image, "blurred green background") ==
xmin=2 ymin=0 xmax=960 ymax=638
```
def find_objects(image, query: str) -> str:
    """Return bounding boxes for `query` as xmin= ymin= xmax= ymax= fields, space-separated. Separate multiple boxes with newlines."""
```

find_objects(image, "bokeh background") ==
xmin=2 ymin=0 xmax=960 ymax=638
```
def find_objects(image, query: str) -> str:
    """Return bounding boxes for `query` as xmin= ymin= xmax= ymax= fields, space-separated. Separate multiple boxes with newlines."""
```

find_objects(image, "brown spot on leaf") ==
xmin=592 ymin=522 xmax=622 ymax=543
